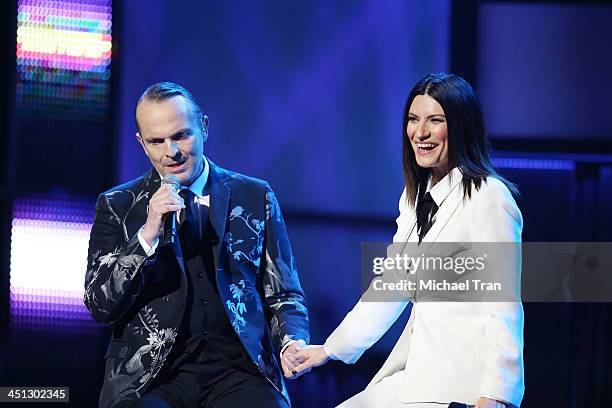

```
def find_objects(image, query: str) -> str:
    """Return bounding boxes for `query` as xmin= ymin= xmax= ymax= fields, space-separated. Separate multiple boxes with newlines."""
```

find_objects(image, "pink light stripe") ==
xmin=10 ymin=293 xmax=86 ymax=306
xmin=11 ymin=286 xmax=85 ymax=299
xmin=10 ymin=298 xmax=87 ymax=310
xmin=19 ymin=7 xmax=112 ymax=22
xmin=20 ymin=0 xmax=111 ymax=7
xmin=17 ymin=50 xmax=111 ymax=64
xmin=11 ymin=302 xmax=90 ymax=313
xmin=17 ymin=49 xmax=112 ymax=60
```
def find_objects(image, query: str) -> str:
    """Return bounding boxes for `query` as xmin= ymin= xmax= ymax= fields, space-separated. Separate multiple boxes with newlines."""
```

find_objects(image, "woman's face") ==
xmin=406 ymin=94 xmax=449 ymax=180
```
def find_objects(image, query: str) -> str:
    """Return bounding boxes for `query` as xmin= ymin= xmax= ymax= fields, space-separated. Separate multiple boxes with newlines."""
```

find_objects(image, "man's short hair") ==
xmin=135 ymin=82 xmax=204 ymax=130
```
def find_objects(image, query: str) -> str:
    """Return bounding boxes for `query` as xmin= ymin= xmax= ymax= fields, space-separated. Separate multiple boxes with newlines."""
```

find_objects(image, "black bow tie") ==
xmin=416 ymin=192 xmax=438 ymax=243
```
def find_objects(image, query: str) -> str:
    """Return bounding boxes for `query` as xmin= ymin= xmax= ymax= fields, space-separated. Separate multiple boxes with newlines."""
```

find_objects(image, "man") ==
xmin=84 ymin=82 xmax=309 ymax=408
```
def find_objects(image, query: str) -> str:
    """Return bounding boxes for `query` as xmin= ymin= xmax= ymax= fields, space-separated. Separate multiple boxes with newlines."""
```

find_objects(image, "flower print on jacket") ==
xmin=226 ymin=205 xmax=264 ymax=267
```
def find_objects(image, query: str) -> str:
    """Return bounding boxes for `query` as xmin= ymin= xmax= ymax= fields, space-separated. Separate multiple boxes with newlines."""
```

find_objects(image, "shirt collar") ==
xmin=184 ymin=156 xmax=209 ymax=198
xmin=427 ymin=167 xmax=462 ymax=207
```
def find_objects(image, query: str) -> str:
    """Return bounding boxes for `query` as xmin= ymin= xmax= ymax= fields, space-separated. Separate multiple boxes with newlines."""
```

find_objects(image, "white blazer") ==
xmin=325 ymin=167 xmax=524 ymax=406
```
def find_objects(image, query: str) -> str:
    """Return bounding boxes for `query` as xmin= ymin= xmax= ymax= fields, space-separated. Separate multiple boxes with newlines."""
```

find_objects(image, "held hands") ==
xmin=284 ymin=344 xmax=330 ymax=379
xmin=140 ymin=184 xmax=185 ymax=246
xmin=280 ymin=340 xmax=307 ymax=379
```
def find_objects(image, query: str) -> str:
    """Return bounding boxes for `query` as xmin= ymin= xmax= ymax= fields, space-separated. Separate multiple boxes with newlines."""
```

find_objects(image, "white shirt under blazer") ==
xmin=325 ymin=167 xmax=524 ymax=406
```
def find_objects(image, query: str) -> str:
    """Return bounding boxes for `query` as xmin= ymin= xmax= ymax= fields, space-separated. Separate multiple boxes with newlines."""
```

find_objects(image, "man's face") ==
xmin=136 ymin=96 xmax=208 ymax=186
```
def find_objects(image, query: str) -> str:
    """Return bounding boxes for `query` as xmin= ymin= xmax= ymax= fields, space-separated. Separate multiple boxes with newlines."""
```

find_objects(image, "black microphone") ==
xmin=161 ymin=174 xmax=180 ymax=246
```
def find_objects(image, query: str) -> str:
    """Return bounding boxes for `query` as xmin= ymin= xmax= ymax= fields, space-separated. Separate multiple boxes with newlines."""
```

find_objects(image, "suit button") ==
xmin=201 ymin=329 xmax=208 ymax=336
xmin=199 ymin=298 xmax=206 ymax=305
xmin=195 ymin=272 xmax=203 ymax=278
xmin=184 ymin=348 xmax=190 ymax=357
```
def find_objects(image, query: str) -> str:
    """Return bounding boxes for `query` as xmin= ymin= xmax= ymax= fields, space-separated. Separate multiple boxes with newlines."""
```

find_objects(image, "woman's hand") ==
xmin=290 ymin=345 xmax=330 ymax=378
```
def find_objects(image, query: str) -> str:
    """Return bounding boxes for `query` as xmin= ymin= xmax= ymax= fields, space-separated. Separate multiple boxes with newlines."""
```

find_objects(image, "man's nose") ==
xmin=164 ymin=140 xmax=180 ymax=157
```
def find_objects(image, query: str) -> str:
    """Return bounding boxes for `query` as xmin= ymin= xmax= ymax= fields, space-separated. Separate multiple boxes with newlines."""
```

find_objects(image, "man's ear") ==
xmin=136 ymin=132 xmax=150 ymax=157
xmin=201 ymin=115 xmax=209 ymax=143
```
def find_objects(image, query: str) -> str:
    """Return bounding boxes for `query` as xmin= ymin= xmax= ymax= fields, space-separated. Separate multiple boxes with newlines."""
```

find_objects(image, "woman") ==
xmin=290 ymin=73 xmax=524 ymax=408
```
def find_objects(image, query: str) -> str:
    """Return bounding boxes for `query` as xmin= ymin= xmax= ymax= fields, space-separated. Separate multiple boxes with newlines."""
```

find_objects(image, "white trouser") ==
xmin=335 ymin=371 xmax=450 ymax=408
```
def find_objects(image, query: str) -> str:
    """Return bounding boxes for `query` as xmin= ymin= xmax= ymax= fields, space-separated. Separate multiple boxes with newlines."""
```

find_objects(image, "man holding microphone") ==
xmin=84 ymin=82 xmax=309 ymax=408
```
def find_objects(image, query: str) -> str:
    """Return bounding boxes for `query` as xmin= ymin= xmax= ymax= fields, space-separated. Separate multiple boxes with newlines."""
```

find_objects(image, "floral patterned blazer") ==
xmin=84 ymin=160 xmax=309 ymax=408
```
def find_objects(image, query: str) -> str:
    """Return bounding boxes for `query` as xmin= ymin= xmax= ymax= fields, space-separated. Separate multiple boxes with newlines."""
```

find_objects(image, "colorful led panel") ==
xmin=10 ymin=194 xmax=99 ymax=334
xmin=16 ymin=0 xmax=112 ymax=125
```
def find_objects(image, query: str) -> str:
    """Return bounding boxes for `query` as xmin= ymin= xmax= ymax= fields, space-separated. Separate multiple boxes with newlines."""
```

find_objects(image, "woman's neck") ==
xmin=430 ymin=165 xmax=450 ymax=188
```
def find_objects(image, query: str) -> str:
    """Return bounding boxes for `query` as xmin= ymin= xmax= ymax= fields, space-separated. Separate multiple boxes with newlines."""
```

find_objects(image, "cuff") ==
xmin=322 ymin=343 xmax=338 ymax=360
xmin=280 ymin=339 xmax=306 ymax=357
xmin=137 ymin=226 xmax=159 ymax=257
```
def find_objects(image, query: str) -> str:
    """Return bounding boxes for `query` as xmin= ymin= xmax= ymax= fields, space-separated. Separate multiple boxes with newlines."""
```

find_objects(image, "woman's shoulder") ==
xmin=471 ymin=175 xmax=516 ymax=205
xmin=468 ymin=176 xmax=522 ymax=226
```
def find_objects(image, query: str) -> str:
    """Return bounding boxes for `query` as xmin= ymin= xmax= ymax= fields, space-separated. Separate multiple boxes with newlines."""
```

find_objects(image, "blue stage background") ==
xmin=2 ymin=1 xmax=612 ymax=407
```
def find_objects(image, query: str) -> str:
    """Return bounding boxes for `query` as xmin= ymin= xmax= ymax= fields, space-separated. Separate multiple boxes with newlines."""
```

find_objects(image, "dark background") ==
xmin=2 ymin=0 xmax=612 ymax=407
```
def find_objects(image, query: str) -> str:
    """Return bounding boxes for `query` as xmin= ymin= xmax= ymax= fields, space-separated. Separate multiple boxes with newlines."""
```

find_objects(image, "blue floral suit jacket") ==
xmin=84 ymin=160 xmax=309 ymax=408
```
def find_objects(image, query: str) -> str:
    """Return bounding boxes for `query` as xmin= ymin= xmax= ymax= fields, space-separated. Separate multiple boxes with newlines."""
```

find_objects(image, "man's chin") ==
xmin=175 ymin=171 xmax=192 ymax=185
xmin=158 ymin=167 xmax=190 ymax=182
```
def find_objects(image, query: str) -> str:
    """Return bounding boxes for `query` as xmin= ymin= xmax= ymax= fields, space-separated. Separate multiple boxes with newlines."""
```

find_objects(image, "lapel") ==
xmin=206 ymin=159 xmax=231 ymax=263
xmin=416 ymin=168 xmax=464 ymax=246
xmin=143 ymin=160 xmax=231 ymax=273
xmin=421 ymin=182 xmax=462 ymax=244
xmin=402 ymin=212 xmax=418 ymax=244
xmin=396 ymin=171 xmax=464 ymax=251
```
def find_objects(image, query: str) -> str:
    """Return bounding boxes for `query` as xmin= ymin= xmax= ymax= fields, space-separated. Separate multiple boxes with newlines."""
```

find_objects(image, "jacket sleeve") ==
xmin=324 ymin=296 xmax=408 ymax=364
xmin=473 ymin=179 xmax=525 ymax=407
xmin=324 ymin=188 xmax=410 ymax=363
xmin=83 ymin=193 xmax=153 ymax=325
xmin=261 ymin=183 xmax=310 ymax=353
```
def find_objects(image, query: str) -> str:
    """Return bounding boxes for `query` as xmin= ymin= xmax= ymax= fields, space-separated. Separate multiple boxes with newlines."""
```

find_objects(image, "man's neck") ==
xmin=184 ymin=161 xmax=204 ymax=187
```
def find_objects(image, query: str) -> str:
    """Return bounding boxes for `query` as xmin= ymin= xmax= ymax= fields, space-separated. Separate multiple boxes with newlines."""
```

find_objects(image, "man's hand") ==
xmin=140 ymin=184 xmax=185 ymax=246
xmin=281 ymin=340 xmax=307 ymax=379
xmin=475 ymin=397 xmax=508 ymax=408
xmin=290 ymin=345 xmax=330 ymax=378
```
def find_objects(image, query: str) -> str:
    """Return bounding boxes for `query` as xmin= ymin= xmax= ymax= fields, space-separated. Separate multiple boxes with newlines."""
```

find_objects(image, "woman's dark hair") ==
xmin=402 ymin=72 xmax=518 ymax=206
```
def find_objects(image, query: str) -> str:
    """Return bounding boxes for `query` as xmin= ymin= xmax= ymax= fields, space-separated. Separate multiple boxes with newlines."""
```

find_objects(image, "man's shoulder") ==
xmin=99 ymin=170 xmax=155 ymax=202
xmin=227 ymin=170 xmax=269 ymax=189
xmin=214 ymin=163 xmax=269 ymax=191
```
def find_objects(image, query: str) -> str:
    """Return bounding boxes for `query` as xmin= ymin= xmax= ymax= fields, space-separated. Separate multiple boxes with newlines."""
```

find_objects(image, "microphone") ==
xmin=161 ymin=174 xmax=180 ymax=246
